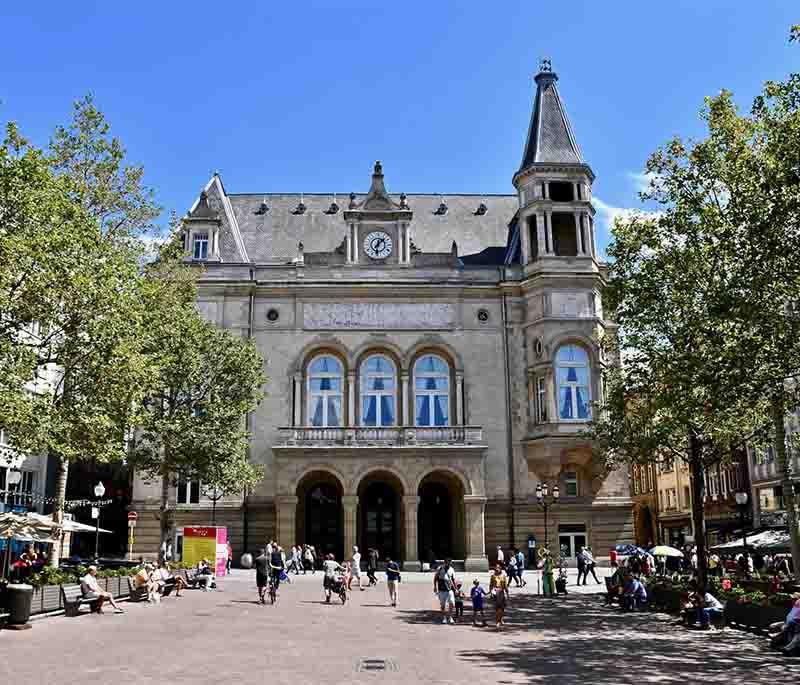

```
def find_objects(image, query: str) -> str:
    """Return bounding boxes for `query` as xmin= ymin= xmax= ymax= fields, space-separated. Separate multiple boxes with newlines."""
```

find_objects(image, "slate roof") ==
xmin=192 ymin=174 xmax=519 ymax=265
xmin=519 ymin=67 xmax=583 ymax=170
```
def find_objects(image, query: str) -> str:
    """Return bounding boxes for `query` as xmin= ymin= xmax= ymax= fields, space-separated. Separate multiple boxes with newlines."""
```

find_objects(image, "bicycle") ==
xmin=268 ymin=574 xmax=279 ymax=604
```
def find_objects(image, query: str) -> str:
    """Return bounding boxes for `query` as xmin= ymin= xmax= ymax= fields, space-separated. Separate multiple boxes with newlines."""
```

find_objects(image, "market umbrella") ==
xmin=615 ymin=543 xmax=647 ymax=556
xmin=649 ymin=545 xmax=684 ymax=558
xmin=0 ymin=512 xmax=57 ymax=580
xmin=26 ymin=513 xmax=112 ymax=535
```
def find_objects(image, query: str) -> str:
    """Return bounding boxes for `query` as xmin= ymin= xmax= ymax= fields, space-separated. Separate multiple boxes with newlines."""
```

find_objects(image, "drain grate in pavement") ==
xmin=356 ymin=658 xmax=397 ymax=673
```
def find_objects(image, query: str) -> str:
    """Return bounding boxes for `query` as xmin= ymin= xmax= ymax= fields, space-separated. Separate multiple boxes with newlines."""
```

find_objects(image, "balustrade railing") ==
xmin=277 ymin=425 xmax=483 ymax=446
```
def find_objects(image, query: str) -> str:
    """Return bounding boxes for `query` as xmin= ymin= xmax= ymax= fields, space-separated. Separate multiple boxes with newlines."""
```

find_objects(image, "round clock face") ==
xmin=364 ymin=231 xmax=393 ymax=260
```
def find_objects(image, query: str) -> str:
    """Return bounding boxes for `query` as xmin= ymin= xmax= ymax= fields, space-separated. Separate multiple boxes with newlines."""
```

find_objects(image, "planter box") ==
xmin=724 ymin=601 xmax=789 ymax=631
xmin=30 ymin=585 xmax=63 ymax=615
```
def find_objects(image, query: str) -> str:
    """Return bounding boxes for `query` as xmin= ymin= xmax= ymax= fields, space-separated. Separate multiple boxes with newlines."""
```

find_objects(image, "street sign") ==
xmin=128 ymin=518 xmax=137 ymax=528
xmin=91 ymin=507 xmax=99 ymax=520
xmin=127 ymin=511 xmax=138 ymax=521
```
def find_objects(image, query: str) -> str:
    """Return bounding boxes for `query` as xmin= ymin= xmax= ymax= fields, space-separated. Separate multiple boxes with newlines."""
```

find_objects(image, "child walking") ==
xmin=470 ymin=579 xmax=487 ymax=626
xmin=454 ymin=581 xmax=465 ymax=620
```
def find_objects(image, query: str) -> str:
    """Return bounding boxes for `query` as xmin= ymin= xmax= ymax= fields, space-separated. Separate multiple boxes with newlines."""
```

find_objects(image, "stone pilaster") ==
xmin=347 ymin=371 xmax=356 ymax=426
xmin=342 ymin=495 xmax=359 ymax=556
xmin=455 ymin=373 xmax=464 ymax=425
xmin=275 ymin=495 xmax=298 ymax=548
xmin=402 ymin=495 xmax=420 ymax=570
xmin=401 ymin=373 xmax=409 ymax=425
xmin=464 ymin=495 xmax=489 ymax=571
xmin=293 ymin=373 xmax=302 ymax=426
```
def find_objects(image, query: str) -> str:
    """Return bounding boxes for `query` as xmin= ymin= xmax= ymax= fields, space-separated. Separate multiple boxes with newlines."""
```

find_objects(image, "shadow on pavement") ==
xmin=393 ymin=592 xmax=788 ymax=684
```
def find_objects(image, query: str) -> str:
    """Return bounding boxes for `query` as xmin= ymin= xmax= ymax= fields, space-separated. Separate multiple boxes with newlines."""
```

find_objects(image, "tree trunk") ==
xmin=48 ymin=456 xmax=69 ymax=568
xmin=771 ymin=387 xmax=800 ymax=582
xmin=688 ymin=432 xmax=709 ymax=591
xmin=159 ymin=463 xmax=171 ymax=562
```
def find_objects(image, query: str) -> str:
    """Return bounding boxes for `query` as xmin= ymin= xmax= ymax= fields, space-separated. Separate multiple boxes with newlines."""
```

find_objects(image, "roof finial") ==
xmin=539 ymin=58 xmax=552 ymax=73
xmin=373 ymin=160 xmax=383 ymax=176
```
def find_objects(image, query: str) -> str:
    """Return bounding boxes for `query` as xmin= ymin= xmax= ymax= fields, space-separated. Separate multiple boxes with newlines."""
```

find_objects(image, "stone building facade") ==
xmin=130 ymin=63 xmax=633 ymax=569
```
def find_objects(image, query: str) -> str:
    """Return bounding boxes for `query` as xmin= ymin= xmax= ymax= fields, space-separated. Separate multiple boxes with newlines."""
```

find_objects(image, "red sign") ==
xmin=184 ymin=526 xmax=214 ymax=537
xmin=127 ymin=511 xmax=138 ymax=520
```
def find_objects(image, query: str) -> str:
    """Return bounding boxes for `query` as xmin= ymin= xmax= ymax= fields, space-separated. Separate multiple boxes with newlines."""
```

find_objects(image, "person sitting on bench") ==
xmin=156 ymin=560 xmax=185 ymax=597
xmin=770 ymin=593 xmax=800 ymax=654
xmin=682 ymin=584 xmax=723 ymax=630
xmin=620 ymin=573 xmax=647 ymax=611
xmin=81 ymin=565 xmax=124 ymax=614
xmin=134 ymin=564 xmax=160 ymax=603
xmin=194 ymin=559 xmax=214 ymax=591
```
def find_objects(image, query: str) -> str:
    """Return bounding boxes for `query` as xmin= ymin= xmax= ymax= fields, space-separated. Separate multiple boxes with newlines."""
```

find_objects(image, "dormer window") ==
xmin=474 ymin=203 xmax=488 ymax=216
xmin=325 ymin=201 xmax=339 ymax=215
xmin=254 ymin=201 xmax=269 ymax=215
xmin=192 ymin=233 xmax=209 ymax=260
xmin=433 ymin=201 xmax=448 ymax=216
xmin=292 ymin=201 xmax=307 ymax=215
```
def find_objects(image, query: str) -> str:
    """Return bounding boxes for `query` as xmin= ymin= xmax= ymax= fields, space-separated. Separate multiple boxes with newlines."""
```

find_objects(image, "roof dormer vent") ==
xmin=433 ymin=197 xmax=448 ymax=216
xmin=254 ymin=198 xmax=269 ymax=215
xmin=474 ymin=202 xmax=488 ymax=216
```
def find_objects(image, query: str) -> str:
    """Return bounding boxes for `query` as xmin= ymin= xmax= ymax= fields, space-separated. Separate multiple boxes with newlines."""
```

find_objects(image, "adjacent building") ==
xmin=630 ymin=463 xmax=658 ymax=546
xmin=130 ymin=62 xmax=634 ymax=569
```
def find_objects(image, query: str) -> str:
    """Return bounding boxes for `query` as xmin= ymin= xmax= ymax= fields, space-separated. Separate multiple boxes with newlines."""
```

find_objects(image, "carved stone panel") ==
xmin=304 ymin=303 xmax=456 ymax=330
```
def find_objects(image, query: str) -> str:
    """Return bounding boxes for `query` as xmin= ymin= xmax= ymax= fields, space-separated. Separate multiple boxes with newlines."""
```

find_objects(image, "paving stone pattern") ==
xmin=0 ymin=569 xmax=786 ymax=684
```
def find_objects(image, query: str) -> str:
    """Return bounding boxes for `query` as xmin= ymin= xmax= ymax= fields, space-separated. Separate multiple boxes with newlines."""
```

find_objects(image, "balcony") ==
xmin=276 ymin=425 xmax=484 ymax=449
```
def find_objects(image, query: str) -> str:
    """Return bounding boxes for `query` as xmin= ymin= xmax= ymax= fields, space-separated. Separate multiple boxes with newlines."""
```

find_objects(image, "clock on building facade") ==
xmin=363 ymin=231 xmax=393 ymax=259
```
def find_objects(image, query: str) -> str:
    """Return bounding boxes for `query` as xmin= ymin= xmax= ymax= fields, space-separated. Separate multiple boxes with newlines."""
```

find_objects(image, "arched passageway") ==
xmin=296 ymin=470 xmax=344 ymax=561
xmin=357 ymin=470 xmax=404 ymax=561
xmin=418 ymin=470 xmax=465 ymax=562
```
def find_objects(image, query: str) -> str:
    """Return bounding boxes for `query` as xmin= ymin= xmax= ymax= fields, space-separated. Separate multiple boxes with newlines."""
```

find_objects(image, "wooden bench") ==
xmin=60 ymin=584 xmax=100 ymax=617
xmin=127 ymin=576 xmax=149 ymax=602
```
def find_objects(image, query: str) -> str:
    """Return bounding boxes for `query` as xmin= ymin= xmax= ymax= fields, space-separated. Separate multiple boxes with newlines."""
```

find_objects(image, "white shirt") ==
xmin=323 ymin=559 xmax=341 ymax=579
xmin=703 ymin=593 xmax=723 ymax=611
xmin=81 ymin=573 xmax=99 ymax=593
xmin=351 ymin=552 xmax=361 ymax=570
xmin=497 ymin=548 xmax=505 ymax=562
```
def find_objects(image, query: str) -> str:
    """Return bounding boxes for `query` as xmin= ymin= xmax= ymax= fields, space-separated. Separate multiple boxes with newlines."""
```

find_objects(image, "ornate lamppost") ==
xmin=535 ymin=482 xmax=560 ymax=551
xmin=93 ymin=481 xmax=106 ymax=560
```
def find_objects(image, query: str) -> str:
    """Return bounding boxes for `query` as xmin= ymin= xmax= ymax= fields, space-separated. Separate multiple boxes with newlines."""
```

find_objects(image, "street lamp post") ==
xmin=734 ymin=491 xmax=749 ymax=560
xmin=93 ymin=481 xmax=105 ymax=560
xmin=535 ymin=482 xmax=560 ymax=551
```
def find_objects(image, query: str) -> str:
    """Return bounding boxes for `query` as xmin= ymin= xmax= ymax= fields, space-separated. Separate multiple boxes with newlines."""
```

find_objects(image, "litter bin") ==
xmin=240 ymin=552 xmax=253 ymax=569
xmin=6 ymin=583 xmax=33 ymax=629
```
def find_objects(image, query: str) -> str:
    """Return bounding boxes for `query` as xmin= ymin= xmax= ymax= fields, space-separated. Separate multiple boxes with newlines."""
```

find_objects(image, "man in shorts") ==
xmin=349 ymin=546 xmax=364 ymax=591
xmin=255 ymin=549 xmax=269 ymax=603
xmin=269 ymin=545 xmax=284 ymax=594
xmin=433 ymin=558 xmax=456 ymax=624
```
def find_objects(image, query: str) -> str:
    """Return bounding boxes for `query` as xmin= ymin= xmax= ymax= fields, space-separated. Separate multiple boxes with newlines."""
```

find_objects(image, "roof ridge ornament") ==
xmin=539 ymin=58 xmax=552 ymax=73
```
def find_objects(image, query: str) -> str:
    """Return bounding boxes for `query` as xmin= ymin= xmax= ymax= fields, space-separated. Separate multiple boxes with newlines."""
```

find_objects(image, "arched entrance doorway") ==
xmin=296 ymin=471 xmax=343 ymax=561
xmin=357 ymin=471 xmax=404 ymax=561
xmin=418 ymin=470 xmax=465 ymax=562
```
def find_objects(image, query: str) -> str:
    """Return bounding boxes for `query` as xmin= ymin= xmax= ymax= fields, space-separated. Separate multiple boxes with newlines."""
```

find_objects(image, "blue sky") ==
xmin=1 ymin=2 xmax=797 ymax=253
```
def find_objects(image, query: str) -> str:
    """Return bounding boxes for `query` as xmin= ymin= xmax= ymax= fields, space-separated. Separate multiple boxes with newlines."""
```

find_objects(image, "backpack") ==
xmin=436 ymin=566 xmax=454 ymax=592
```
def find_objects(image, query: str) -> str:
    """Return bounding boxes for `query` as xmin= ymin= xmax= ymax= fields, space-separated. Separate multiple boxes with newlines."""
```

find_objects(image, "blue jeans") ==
xmin=698 ymin=607 xmax=722 ymax=626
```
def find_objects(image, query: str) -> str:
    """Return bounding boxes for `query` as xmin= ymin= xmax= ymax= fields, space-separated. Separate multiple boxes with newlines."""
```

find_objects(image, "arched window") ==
xmin=360 ymin=354 xmax=396 ymax=426
xmin=307 ymin=355 xmax=343 ymax=427
xmin=414 ymin=354 xmax=450 ymax=426
xmin=556 ymin=344 xmax=591 ymax=420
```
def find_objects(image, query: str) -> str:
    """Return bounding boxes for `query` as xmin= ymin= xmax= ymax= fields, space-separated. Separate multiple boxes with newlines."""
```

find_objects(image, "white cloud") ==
xmin=593 ymin=197 xmax=661 ymax=259
xmin=626 ymin=171 xmax=658 ymax=196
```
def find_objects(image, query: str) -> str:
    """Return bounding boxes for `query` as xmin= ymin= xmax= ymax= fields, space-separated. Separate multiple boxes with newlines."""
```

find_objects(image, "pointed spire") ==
xmin=519 ymin=60 xmax=583 ymax=171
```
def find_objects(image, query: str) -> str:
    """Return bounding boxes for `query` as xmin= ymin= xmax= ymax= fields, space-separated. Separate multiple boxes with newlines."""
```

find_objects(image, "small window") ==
xmin=193 ymin=233 xmax=209 ymax=260
xmin=177 ymin=478 xmax=201 ymax=505
xmin=683 ymin=486 xmax=690 ymax=508
xmin=549 ymin=181 xmax=574 ymax=203
xmin=564 ymin=471 xmax=578 ymax=497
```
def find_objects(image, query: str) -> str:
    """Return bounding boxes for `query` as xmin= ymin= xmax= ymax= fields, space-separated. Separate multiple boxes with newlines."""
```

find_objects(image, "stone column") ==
xmin=402 ymin=495 xmax=420 ymax=570
xmin=342 ymin=495 xmax=359 ymax=556
xmin=275 ymin=495 xmax=298 ymax=548
xmin=293 ymin=373 xmax=302 ymax=426
xmin=574 ymin=212 xmax=584 ymax=254
xmin=464 ymin=495 xmax=489 ymax=571
xmin=401 ymin=373 xmax=410 ymax=425
xmin=345 ymin=229 xmax=353 ymax=264
xmin=543 ymin=181 xmax=550 ymax=200
xmin=405 ymin=227 xmax=411 ymax=264
xmin=347 ymin=371 xmax=356 ymax=426
xmin=350 ymin=224 xmax=358 ymax=263
xmin=547 ymin=368 xmax=558 ymax=423
xmin=545 ymin=211 xmax=554 ymax=255
xmin=587 ymin=214 xmax=596 ymax=257
xmin=455 ymin=373 xmax=464 ymax=425
xmin=519 ymin=211 xmax=530 ymax=265
xmin=536 ymin=212 xmax=547 ymax=257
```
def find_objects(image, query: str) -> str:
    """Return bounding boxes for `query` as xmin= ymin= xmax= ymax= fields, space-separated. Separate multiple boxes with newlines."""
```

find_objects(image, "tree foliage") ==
xmin=591 ymin=29 xmax=800 ymax=587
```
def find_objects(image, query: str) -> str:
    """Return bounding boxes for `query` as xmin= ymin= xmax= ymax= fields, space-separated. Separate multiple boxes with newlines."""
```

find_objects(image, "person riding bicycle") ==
xmin=322 ymin=553 xmax=346 ymax=604
xmin=269 ymin=545 xmax=285 ymax=596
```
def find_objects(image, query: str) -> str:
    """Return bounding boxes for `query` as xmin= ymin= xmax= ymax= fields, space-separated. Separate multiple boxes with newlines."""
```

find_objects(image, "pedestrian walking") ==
xmin=349 ymin=546 xmax=364 ymax=591
xmin=385 ymin=556 xmax=401 ymax=607
xmin=470 ymin=579 xmax=487 ymax=626
xmin=226 ymin=542 xmax=233 ymax=574
xmin=584 ymin=547 xmax=601 ymax=583
xmin=576 ymin=547 xmax=587 ymax=585
xmin=515 ymin=548 xmax=527 ymax=586
xmin=255 ymin=548 xmax=269 ymax=604
xmin=433 ymin=558 xmax=456 ymax=624
xmin=496 ymin=546 xmax=505 ymax=565
xmin=367 ymin=547 xmax=379 ymax=586
xmin=454 ymin=582 xmax=465 ymax=620
xmin=506 ymin=553 xmax=519 ymax=588
xmin=304 ymin=544 xmax=315 ymax=574
xmin=489 ymin=564 xmax=509 ymax=629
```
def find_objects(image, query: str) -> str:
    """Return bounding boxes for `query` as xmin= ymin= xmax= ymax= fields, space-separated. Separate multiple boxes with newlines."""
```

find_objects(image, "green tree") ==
xmin=129 ymin=258 xmax=265 ymax=553
xmin=591 ymin=65 xmax=800 ymax=588
xmin=0 ymin=123 xmax=155 ymax=566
